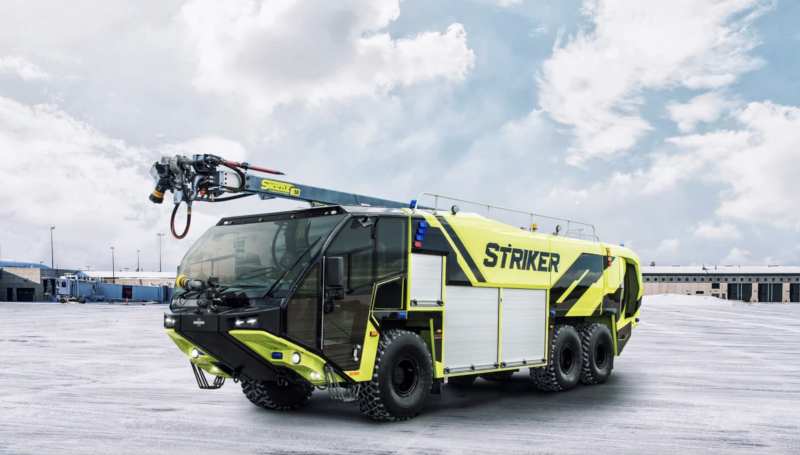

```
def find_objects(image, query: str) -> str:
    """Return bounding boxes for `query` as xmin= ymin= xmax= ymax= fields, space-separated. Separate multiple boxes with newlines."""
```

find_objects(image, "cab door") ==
xmin=322 ymin=216 xmax=408 ymax=371
xmin=322 ymin=217 xmax=376 ymax=371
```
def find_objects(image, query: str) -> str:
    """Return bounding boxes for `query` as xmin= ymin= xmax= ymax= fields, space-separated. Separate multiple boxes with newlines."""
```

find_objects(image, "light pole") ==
xmin=111 ymin=247 xmax=115 ymax=283
xmin=50 ymin=227 xmax=55 ymax=269
xmin=86 ymin=266 xmax=91 ymax=271
xmin=157 ymin=233 xmax=165 ymax=272
xmin=137 ymin=250 xmax=140 ymax=272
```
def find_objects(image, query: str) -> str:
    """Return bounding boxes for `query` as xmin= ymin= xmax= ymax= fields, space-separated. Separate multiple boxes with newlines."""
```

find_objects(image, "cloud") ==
xmin=692 ymin=220 xmax=742 ymax=240
xmin=665 ymin=101 xmax=800 ymax=229
xmin=178 ymin=0 xmax=475 ymax=112
xmin=667 ymin=91 xmax=739 ymax=133
xmin=499 ymin=0 xmax=523 ymax=7
xmin=159 ymin=135 xmax=248 ymax=163
xmin=656 ymin=238 xmax=680 ymax=254
xmin=0 ymin=56 xmax=51 ymax=81
xmin=0 ymin=95 xmax=254 ymax=271
xmin=721 ymin=247 xmax=749 ymax=265
xmin=537 ymin=0 xmax=769 ymax=165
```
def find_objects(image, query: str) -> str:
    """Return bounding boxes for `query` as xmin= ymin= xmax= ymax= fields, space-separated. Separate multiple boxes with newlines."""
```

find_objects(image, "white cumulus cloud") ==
xmin=0 ymin=56 xmax=51 ymax=81
xmin=537 ymin=0 xmax=769 ymax=165
xmin=692 ymin=220 xmax=742 ymax=239
xmin=666 ymin=101 xmax=800 ymax=229
xmin=178 ymin=0 xmax=475 ymax=112
xmin=656 ymin=238 xmax=680 ymax=254
xmin=0 ymin=95 xmax=252 ymax=271
xmin=721 ymin=247 xmax=750 ymax=265
xmin=667 ymin=91 xmax=739 ymax=133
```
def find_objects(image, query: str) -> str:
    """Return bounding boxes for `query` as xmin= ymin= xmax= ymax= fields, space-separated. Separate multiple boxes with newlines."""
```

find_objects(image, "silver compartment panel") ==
xmin=443 ymin=286 xmax=499 ymax=371
xmin=410 ymin=254 xmax=443 ymax=307
xmin=500 ymin=288 xmax=547 ymax=365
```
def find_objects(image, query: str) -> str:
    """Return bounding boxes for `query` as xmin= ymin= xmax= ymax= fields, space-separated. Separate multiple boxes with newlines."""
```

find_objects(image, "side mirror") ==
xmin=326 ymin=257 xmax=344 ymax=289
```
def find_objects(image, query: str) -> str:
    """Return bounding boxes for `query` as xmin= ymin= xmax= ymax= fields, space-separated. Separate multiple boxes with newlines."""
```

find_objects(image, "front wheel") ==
xmin=356 ymin=329 xmax=433 ymax=421
xmin=240 ymin=378 xmax=313 ymax=410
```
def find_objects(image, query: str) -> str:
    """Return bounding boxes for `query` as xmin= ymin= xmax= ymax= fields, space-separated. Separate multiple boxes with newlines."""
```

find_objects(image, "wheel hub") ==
xmin=560 ymin=345 xmax=574 ymax=374
xmin=595 ymin=342 xmax=607 ymax=368
xmin=392 ymin=357 xmax=419 ymax=397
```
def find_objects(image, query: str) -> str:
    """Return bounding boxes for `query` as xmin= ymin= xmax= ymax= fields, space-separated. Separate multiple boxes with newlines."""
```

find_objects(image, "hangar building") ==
xmin=642 ymin=265 xmax=800 ymax=302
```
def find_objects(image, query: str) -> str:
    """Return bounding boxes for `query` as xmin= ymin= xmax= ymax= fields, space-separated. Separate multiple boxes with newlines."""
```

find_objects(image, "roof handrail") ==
xmin=411 ymin=192 xmax=599 ymax=242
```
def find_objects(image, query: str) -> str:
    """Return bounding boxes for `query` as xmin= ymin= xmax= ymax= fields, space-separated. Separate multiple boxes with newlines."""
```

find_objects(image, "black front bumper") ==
xmin=167 ymin=307 xmax=282 ymax=382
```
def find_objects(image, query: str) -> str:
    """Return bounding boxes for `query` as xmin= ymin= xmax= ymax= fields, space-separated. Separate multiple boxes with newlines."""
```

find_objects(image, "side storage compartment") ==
xmin=443 ymin=286 xmax=499 ymax=374
xmin=410 ymin=254 xmax=444 ymax=308
xmin=500 ymin=288 xmax=547 ymax=367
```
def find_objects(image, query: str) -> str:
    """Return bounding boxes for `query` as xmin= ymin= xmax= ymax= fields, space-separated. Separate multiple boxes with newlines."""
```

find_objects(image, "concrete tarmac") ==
xmin=1 ymin=295 xmax=799 ymax=454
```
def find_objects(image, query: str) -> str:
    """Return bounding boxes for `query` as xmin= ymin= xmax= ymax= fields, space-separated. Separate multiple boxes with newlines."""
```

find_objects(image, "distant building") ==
xmin=0 ymin=262 xmax=176 ymax=302
xmin=642 ymin=265 xmax=800 ymax=302
xmin=76 ymin=271 xmax=175 ymax=287
xmin=0 ymin=262 xmax=73 ymax=302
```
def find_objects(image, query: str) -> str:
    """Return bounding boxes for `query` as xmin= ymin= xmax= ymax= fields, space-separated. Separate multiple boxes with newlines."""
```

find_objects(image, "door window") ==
xmin=623 ymin=261 xmax=640 ymax=318
xmin=286 ymin=264 xmax=319 ymax=348
xmin=376 ymin=218 xmax=407 ymax=279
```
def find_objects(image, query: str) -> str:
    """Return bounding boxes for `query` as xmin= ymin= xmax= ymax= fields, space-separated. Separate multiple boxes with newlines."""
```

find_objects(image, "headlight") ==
xmin=191 ymin=348 xmax=200 ymax=359
xmin=164 ymin=315 xmax=176 ymax=328
xmin=291 ymin=352 xmax=301 ymax=364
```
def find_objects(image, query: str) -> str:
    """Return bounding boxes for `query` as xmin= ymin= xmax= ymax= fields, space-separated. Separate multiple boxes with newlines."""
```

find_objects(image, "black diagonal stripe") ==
xmin=436 ymin=216 xmax=486 ymax=283
xmin=550 ymin=253 xmax=604 ymax=307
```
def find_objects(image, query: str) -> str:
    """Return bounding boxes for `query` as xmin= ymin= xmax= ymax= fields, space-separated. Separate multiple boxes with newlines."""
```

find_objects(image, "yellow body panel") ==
xmin=229 ymin=329 xmax=339 ymax=386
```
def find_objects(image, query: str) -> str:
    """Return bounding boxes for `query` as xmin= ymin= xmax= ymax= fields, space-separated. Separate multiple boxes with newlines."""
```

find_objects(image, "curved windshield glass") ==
xmin=174 ymin=213 xmax=344 ymax=301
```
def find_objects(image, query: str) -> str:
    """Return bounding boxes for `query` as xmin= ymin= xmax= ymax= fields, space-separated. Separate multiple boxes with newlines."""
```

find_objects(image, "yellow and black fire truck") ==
xmin=151 ymin=154 xmax=642 ymax=421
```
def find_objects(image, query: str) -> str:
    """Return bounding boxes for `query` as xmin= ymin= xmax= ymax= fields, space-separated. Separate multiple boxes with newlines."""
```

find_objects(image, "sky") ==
xmin=1 ymin=0 xmax=799 ymax=272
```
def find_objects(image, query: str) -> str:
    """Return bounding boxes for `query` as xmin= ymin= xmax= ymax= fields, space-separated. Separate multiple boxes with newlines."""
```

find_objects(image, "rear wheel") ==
xmin=531 ymin=325 xmax=583 ymax=392
xmin=240 ymin=378 xmax=313 ymax=410
xmin=479 ymin=370 xmax=516 ymax=381
xmin=578 ymin=323 xmax=614 ymax=384
xmin=356 ymin=329 xmax=432 ymax=421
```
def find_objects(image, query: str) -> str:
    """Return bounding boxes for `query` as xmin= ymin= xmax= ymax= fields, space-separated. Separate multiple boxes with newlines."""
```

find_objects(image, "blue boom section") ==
xmin=244 ymin=175 xmax=410 ymax=209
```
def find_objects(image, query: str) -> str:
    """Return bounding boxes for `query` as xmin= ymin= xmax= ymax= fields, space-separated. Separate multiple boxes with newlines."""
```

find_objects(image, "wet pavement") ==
xmin=1 ymin=295 xmax=799 ymax=454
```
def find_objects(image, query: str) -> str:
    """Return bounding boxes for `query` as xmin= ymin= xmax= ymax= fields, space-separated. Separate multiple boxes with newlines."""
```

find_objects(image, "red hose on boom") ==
xmin=221 ymin=160 xmax=284 ymax=175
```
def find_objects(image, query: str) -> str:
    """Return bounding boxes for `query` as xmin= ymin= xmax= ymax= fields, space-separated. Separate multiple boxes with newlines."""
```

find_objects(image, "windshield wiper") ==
xmin=264 ymin=238 xmax=321 ymax=298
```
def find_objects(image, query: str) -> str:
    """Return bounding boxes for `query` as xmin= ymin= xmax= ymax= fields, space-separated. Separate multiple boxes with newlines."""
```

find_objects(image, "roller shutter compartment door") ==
xmin=790 ymin=284 xmax=800 ymax=303
xmin=500 ymin=289 xmax=547 ymax=367
xmin=444 ymin=286 xmax=499 ymax=373
xmin=410 ymin=254 xmax=443 ymax=308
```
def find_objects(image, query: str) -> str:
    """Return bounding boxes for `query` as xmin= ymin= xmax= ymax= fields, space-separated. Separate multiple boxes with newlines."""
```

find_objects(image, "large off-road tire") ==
xmin=240 ymin=378 xmax=313 ymax=410
xmin=578 ymin=323 xmax=614 ymax=385
xmin=447 ymin=374 xmax=478 ymax=387
xmin=479 ymin=370 xmax=516 ymax=381
xmin=356 ymin=329 xmax=433 ymax=421
xmin=531 ymin=325 xmax=583 ymax=392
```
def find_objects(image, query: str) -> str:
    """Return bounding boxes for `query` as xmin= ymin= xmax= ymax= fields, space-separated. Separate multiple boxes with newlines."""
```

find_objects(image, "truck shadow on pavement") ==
xmin=242 ymin=372 xmax=626 ymax=425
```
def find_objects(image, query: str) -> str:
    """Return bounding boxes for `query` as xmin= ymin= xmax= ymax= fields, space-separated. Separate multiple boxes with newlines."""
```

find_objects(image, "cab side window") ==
xmin=327 ymin=219 xmax=374 ymax=290
xmin=376 ymin=218 xmax=407 ymax=279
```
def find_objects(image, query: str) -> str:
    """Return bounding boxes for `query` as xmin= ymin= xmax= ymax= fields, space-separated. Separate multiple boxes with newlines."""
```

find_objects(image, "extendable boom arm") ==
xmin=149 ymin=154 xmax=408 ymax=238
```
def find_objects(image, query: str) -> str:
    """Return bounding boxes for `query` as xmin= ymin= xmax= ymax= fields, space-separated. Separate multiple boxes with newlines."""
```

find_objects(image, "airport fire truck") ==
xmin=150 ymin=154 xmax=642 ymax=421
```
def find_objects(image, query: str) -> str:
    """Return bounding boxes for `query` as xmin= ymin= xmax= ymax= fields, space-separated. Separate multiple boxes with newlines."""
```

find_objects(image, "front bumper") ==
xmin=165 ymin=308 xmax=339 ymax=386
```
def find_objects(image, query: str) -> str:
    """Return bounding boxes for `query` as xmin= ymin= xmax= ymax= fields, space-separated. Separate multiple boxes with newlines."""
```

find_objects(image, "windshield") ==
xmin=174 ymin=213 xmax=344 ymax=301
